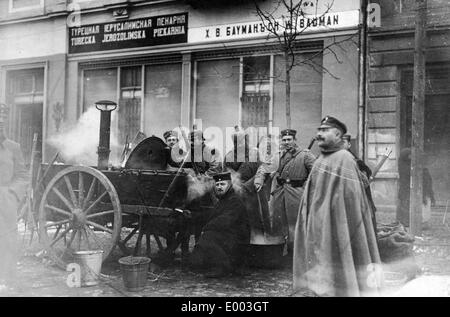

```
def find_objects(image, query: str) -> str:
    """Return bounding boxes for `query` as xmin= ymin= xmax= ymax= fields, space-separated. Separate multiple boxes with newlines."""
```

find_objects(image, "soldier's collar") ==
xmin=320 ymin=140 xmax=344 ymax=154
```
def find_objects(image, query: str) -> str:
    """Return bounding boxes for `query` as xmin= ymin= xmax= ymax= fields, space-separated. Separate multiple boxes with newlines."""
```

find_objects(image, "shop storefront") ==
xmin=0 ymin=0 xmax=363 ymax=166
xmin=64 ymin=0 xmax=362 ymax=163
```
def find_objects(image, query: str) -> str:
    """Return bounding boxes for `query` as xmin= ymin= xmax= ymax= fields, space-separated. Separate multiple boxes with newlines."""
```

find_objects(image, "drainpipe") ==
xmin=358 ymin=0 xmax=369 ymax=160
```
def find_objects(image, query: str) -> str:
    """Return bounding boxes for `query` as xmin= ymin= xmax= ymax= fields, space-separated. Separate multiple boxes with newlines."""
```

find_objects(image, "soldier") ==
xmin=163 ymin=130 xmax=179 ymax=148
xmin=342 ymin=134 xmax=377 ymax=231
xmin=223 ymin=126 xmax=259 ymax=183
xmin=185 ymin=130 xmax=222 ymax=177
xmin=255 ymin=128 xmax=316 ymax=251
xmin=0 ymin=103 xmax=29 ymax=289
xmin=188 ymin=172 xmax=250 ymax=278
xmin=293 ymin=116 xmax=382 ymax=296
xmin=342 ymin=134 xmax=373 ymax=180
xmin=163 ymin=130 xmax=187 ymax=168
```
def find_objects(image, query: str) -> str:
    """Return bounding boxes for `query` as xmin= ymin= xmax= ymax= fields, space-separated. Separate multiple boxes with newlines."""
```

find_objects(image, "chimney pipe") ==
xmin=95 ymin=100 xmax=117 ymax=170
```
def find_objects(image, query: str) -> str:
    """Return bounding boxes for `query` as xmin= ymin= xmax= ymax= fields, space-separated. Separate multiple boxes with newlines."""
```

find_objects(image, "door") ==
xmin=16 ymin=103 xmax=43 ymax=165
xmin=401 ymin=68 xmax=450 ymax=205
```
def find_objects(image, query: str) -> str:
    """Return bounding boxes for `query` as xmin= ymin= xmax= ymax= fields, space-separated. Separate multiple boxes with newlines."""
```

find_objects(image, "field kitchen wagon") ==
xmin=33 ymin=101 xmax=213 ymax=268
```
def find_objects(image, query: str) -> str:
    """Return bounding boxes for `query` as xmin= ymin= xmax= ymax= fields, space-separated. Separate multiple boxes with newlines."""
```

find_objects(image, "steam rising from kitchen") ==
xmin=48 ymin=107 xmax=121 ymax=166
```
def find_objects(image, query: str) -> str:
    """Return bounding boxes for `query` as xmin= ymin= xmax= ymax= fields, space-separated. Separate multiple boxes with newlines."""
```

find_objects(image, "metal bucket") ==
xmin=73 ymin=250 xmax=103 ymax=287
xmin=118 ymin=256 xmax=151 ymax=292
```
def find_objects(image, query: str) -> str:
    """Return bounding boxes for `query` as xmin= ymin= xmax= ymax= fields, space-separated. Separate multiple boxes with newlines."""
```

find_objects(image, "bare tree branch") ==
xmin=252 ymin=0 xmax=353 ymax=127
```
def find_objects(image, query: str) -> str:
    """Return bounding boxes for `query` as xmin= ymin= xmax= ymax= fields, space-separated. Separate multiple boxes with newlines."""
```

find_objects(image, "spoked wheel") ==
xmin=118 ymin=214 xmax=169 ymax=258
xmin=38 ymin=166 xmax=122 ymax=269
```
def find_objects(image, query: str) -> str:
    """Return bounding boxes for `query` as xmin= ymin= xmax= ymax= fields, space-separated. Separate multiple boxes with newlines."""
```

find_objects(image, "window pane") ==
xmin=196 ymin=58 xmax=240 ymax=135
xmin=119 ymin=67 xmax=142 ymax=145
xmin=17 ymin=75 xmax=33 ymax=94
xmin=242 ymin=56 xmax=271 ymax=128
xmin=144 ymin=63 xmax=182 ymax=139
xmin=34 ymin=69 xmax=44 ymax=93
xmin=8 ymin=68 xmax=44 ymax=94
xmin=243 ymin=56 xmax=270 ymax=82
xmin=82 ymin=68 xmax=118 ymax=163
xmin=273 ymin=53 xmax=322 ymax=149
xmin=121 ymin=66 xmax=141 ymax=89
xmin=83 ymin=68 xmax=117 ymax=111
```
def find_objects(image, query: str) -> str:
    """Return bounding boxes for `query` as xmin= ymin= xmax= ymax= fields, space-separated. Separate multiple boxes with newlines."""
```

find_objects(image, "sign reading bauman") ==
xmin=188 ymin=10 xmax=359 ymax=43
xmin=69 ymin=13 xmax=188 ymax=54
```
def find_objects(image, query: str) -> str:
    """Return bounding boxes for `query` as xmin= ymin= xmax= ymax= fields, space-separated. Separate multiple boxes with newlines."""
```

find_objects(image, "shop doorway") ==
xmin=6 ymin=68 xmax=44 ymax=165
xmin=16 ymin=103 xmax=43 ymax=164
xmin=400 ymin=67 xmax=450 ymax=206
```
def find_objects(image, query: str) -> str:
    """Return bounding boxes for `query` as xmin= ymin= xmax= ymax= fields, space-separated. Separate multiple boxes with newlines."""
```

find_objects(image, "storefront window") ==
xmin=8 ymin=68 xmax=44 ymax=96
xmin=273 ymin=53 xmax=322 ymax=148
xmin=242 ymin=56 xmax=270 ymax=128
xmin=144 ymin=63 xmax=182 ymax=139
xmin=119 ymin=67 xmax=142 ymax=145
xmin=196 ymin=58 xmax=240 ymax=137
xmin=83 ymin=68 xmax=117 ymax=111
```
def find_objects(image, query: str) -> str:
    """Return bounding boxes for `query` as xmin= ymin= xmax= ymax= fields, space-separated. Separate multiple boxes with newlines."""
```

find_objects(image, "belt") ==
xmin=276 ymin=177 xmax=305 ymax=188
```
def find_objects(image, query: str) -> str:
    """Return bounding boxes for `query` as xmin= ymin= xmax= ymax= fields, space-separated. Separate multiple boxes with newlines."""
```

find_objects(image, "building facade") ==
xmin=0 ymin=0 xmax=67 ymax=162
xmin=1 ymin=0 xmax=364 ymax=161
xmin=367 ymin=0 xmax=450 ymax=210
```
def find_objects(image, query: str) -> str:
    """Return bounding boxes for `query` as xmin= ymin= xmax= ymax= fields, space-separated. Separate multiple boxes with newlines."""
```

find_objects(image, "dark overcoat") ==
xmin=189 ymin=188 xmax=250 ymax=271
xmin=270 ymin=146 xmax=315 ymax=244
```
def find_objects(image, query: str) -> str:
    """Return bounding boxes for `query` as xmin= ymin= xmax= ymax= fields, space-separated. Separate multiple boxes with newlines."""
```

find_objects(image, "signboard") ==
xmin=188 ymin=10 xmax=359 ymax=43
xmin=69 ymin=13 xmax=188 ymax=54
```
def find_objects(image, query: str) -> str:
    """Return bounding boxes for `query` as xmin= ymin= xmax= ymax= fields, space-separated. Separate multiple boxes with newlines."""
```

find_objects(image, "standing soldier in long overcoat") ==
xmin=0 ymin=103 xmax=29 ymax=288
xmin=256 ymin=129 xmax=315 ymax=250
xmin=293 ymin=116 xmax=382 ymax=297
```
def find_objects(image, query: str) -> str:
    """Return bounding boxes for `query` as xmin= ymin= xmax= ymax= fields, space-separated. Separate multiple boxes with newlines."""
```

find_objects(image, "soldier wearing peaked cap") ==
xmin=0 ymin=103 xmax=29 ymax=287
xmin=188 ymin=171 xmax=250 ymax=278
xmin=183 ymin=130 xmax=222 ymax=177
xmin=281 ymin=129 xmax=297 ymax=138
xmin=254 ymin=127 xmax=316 ymax=252
xmin=163 ymin=130 xmax=179 ymax=147
xmin=293 ymin=116 xmax=382 ymax=296
xmin=163 ymin=130 xmax=188 ymax=168
xmin=212 ymin=171 xmax=231 ymax=182
xmin=319 ymin=115 xmax=348 ymax=135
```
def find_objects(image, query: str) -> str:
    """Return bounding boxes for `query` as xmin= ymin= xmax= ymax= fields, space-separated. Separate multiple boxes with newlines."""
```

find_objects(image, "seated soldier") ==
xmin=188 ymin=172 xmax=250 ymax=278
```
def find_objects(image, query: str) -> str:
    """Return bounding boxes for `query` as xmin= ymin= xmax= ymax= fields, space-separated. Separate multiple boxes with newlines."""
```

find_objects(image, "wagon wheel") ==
xmin=38 ymin=166 xmax=122 ymax=269
xmin=118 ymin=214 xmax=169 ymax=258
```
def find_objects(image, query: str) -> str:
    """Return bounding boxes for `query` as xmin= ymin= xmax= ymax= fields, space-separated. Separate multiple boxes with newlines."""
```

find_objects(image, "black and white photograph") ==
xmin=0 ymin=0 xmax=449 ymax=301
